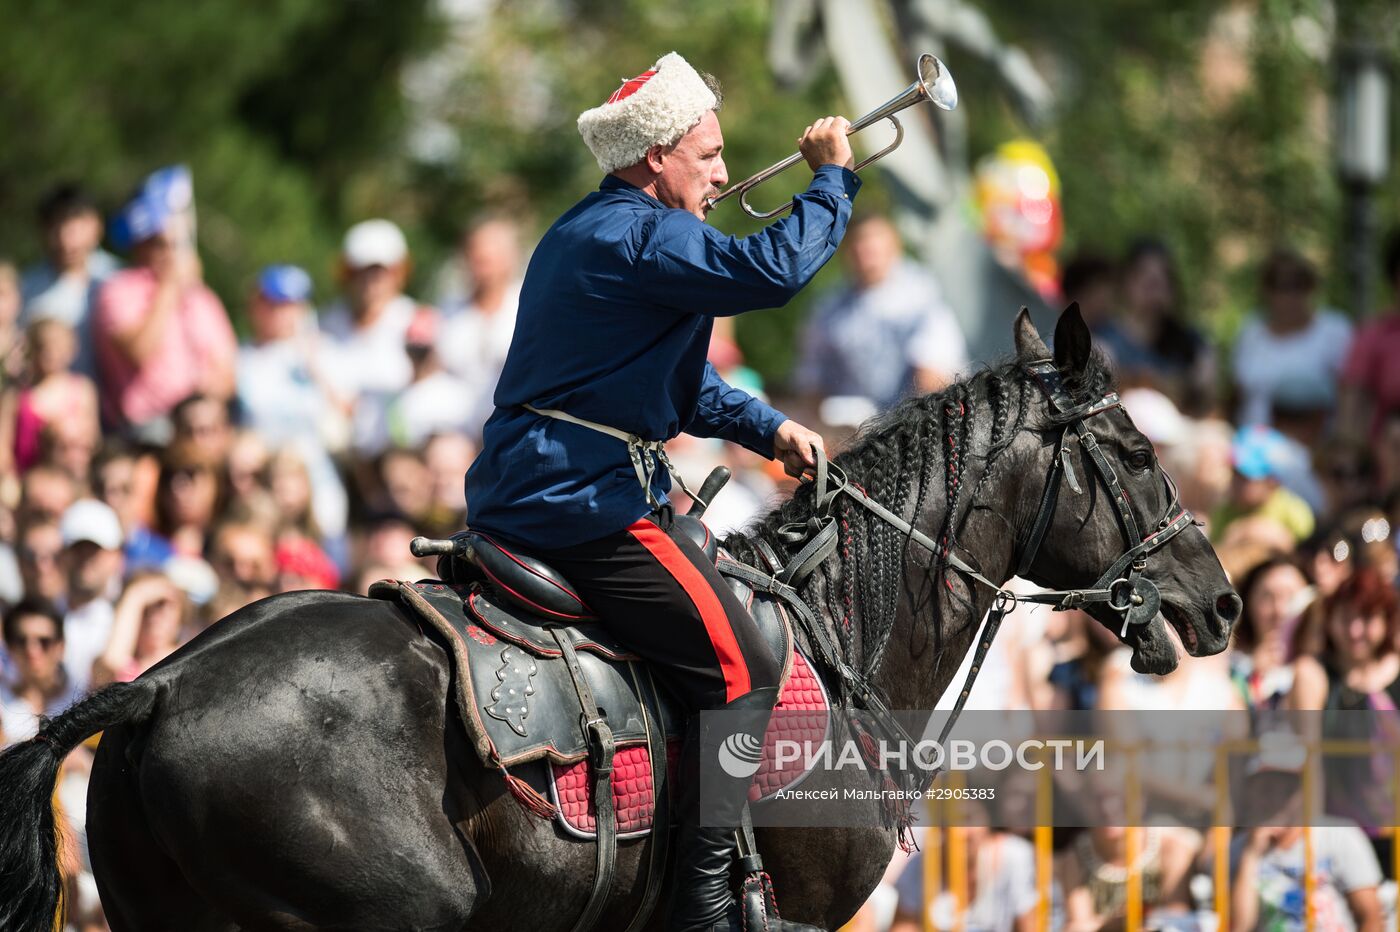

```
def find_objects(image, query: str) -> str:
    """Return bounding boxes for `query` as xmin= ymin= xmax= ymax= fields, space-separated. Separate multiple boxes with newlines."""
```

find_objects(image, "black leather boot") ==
xmin=667 ymin=686 xmax=827 ymax=932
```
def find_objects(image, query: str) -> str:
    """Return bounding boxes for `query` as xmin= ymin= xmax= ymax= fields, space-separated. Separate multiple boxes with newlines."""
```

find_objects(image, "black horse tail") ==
xmin=0 ymin=680 xmax=157 ymax=932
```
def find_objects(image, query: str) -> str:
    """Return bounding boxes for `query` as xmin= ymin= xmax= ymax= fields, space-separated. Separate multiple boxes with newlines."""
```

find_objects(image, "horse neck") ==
xmin=824 ymin=377 xmax=1033 ymax=712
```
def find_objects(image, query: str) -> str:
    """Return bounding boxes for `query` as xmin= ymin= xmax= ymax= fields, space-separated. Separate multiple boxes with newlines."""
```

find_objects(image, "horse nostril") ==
xmin=1214 ymin=591 xmax=1242 ymax=624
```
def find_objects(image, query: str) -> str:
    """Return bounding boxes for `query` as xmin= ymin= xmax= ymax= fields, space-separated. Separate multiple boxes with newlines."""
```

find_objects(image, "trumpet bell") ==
xmin=919 ymin=53 xmax=958 ymax=111
xmin=708 ymin=51 xmax=959 ymax=219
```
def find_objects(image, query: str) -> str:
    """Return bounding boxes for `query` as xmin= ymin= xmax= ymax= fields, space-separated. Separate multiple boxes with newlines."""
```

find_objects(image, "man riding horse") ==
xmin=465 ymin=51 xmax=857 ymax=932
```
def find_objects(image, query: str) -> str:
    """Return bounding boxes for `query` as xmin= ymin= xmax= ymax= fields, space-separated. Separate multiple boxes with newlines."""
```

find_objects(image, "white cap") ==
xmin=60 ymin=499 xmax=124 ymax=551
xmin=164 ymin=555 xmax=220 ymax=606
xmin=577 ymin=52 xmax=718 ymax=174
xmin=343 ymin=219 xmax=408 ymax=269
xmin=1120 ymin=388 xmax=1189 ymax=448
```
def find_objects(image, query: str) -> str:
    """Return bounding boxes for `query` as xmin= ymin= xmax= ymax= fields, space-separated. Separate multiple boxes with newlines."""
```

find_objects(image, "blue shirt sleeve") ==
xmin=685 ymin=362 xmax=787 ymax=458
xmin=635 ymin=165 xmax=861 ymax=316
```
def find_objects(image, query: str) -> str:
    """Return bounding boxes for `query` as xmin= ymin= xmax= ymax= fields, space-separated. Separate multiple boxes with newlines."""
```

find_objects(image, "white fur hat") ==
xmin=577 ymin=52 xmax=718 ymax=174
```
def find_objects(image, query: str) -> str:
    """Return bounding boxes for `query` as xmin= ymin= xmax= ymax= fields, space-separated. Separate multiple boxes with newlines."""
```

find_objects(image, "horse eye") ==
xmin=1127 ymin=450 xmax=1153 ymax=472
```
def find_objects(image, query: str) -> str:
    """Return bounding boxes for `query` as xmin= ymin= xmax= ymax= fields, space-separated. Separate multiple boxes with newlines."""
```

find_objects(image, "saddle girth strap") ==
xmin=550 ymin=627 xmax=617 ymax=932
xmin=622 ymin=664 xmax=670 ymax=932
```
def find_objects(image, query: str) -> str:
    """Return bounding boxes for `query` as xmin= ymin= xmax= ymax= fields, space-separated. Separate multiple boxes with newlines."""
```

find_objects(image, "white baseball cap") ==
xmin=1120 ymin=388 xmax=1189 ymax=448
xmin=343 ymin=219 xmax=408 ymax=269
xmin=60 ymin=499 xmax=124 ymax=551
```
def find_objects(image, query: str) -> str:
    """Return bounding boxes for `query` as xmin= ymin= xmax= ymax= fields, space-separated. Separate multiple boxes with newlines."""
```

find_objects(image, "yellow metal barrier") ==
xmin=914 ymin=735 xmax=1400 ymax=932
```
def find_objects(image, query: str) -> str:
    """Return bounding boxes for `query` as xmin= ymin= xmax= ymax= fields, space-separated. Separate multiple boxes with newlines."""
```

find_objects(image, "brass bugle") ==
xmin=707 ymin=53 xmax=958 ymax=220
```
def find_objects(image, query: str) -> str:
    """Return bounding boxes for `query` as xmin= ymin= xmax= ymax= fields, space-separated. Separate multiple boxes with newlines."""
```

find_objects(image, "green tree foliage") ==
xmin=5 ymin=0 xmax=1399 ymax=375
xmin=0 ymin=0 xmax=437 ymax=319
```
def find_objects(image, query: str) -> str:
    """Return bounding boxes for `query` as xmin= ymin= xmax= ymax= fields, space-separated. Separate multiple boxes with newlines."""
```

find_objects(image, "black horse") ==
xmin=0 ymin=308 xmax=1239 ymax=932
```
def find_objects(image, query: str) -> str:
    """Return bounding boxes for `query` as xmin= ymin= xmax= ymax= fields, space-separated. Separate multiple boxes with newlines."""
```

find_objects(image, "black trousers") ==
xmin=535 ymin=509 xmax=781 ymax=712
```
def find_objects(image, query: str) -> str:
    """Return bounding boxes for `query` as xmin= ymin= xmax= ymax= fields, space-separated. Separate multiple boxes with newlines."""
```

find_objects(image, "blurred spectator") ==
xmin=224 ymin=429 xmax=271 ymax=506
xmin=1300 ymin=520 xmax=1357 ymax=602
xmin=18 ymin=462 xmax=77 ymax=528
xmin=95 ymin=171 xmax=236 ymax=440
xmin=421 ymin=431 xmax=474 ymax=537
xmin=236 ymin=266 xmax=349 ymax=541
xmin=1290 ymin=568 xmax=1400 ymax=872
xmin=1060 ymin=251 xmax=1118 ymax=332
xmin=275 ymin=536 xmax=339 ymax=592
xmin=1098 ymin=642 xmax=1244 ymax=824
xmin=438 ymin=216 xmax=523 ymax=432
xmin=208 ymin=521 xmax=277 ymax=595
xmin=153 ymin=444 xmax=224 ymax=557
xmin=353 ymin=307 xmax=472 ymax=453
xmin=91 ymin=442 xmax=172 ymax=572
xmin=1019 ymin=608 xmax=1117 ymax=712
xmin=1338 ymin=508 xmax=1397 ymax=586
xmin=1231 ymin=740 xmax=1383 ymax=932
xmin=171 ymin=393 xmax=233 ymax=464
xmin=1212 ymin=426 xmax=1316 ymax=547
xmin=1316 ymin=436 xmax=1377 ymax=517
xmin=1373 ymin=413 xmax=1400 ymax=498
xmin=890 ymin=798 xmax=1038 ymax=932
xmin=366 ymin=447 xmax=433 ymax=526
xmin=0 ymin=318 xmax=99 ymax=475
xmin=91 ymin=570 xmax=188 ymax=687
xmin=39 ymin=416 xmax=100 ymax=493
xmin=1095 ymin=238 xmax=1214 ymax=414
xmin=0 ymin=260 xmax=24 ymax=383
xmin=57 ymin=498 xmax=125 ymax=692
xmin=16 ymin=517 xmax=64 ymax=605
xmin=1233 ymin=248 xmax=1352 ymax=431
xmin=319 ymin=219 xmax=417 ymax=412
xmin=1340 ymin=228 xmax=1400 ymax=441
xmin=237 ymin=265 xmax=327 ymax=440
xmin=1058 ymin=783 xmax=1202 ymax=932
xmin=19 ymin=184 xmax=118 ymax=381
xmin=356 ymin=514 xmax=428 ymax=585
xmin=268 ymin=448 xmax=321 ymax=541
xmin=0 ymin=599 xmax=81 ymax=746
xmin=1163 ymin=418 xmax=1235 ymax=522
xmin=1229 ymin=555 xmax=1312 ymax=710
xmin=795 ymin=214 xmax=967 ymax=411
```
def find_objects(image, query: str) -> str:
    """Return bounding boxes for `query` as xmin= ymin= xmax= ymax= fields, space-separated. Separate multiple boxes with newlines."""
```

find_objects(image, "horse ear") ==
xmin=1013 ymin=307 xmax=1049 ymax=360
xmin=1053 ymin=302 xmax=1092 ymax=377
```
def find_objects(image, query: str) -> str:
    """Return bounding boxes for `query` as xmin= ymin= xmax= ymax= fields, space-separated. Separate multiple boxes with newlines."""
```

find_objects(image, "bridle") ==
xmin=1005 ymin=359 xmax=1196 ymax=636
xmin=720 ymin=357 xmax=1197 ymax=777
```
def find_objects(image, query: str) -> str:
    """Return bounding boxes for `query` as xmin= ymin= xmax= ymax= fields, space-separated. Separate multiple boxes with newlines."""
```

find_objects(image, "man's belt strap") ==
xmin=524 ymin=404 xmax=698 ymax=509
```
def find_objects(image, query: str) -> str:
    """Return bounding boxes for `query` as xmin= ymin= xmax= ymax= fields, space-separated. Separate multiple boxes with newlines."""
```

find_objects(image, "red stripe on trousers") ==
xmin=627 ymin=519 xmax=752 ymax=703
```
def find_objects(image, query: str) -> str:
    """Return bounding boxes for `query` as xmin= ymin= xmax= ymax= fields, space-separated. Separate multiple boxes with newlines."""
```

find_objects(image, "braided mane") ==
xmin=724 ymin=353 xmax=1113 ymax=676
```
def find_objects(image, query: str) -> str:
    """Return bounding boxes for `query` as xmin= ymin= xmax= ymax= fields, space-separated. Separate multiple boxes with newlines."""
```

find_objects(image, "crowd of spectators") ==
xmin=4 ymin=165 xmax=1400 ymax=931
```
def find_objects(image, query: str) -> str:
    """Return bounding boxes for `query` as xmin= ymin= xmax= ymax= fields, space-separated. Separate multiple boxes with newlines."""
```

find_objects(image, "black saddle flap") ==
xmin=468 ymin=588 xmax=640 ymax=661
xmin=371 ymin=579 xmax=678 ymax=769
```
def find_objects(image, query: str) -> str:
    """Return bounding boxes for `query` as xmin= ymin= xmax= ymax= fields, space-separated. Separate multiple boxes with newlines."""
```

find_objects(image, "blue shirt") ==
xmin=466 ymin=165 xmax=861 ymax=548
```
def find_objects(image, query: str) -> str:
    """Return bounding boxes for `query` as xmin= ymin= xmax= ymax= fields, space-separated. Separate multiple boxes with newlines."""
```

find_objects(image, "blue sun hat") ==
xmin=1232 ymin=425 xmax=1291 ymax=480
xmin=109 ymin=165 xmax=194 ymax=250
xmin=257 ymin=264 xmax=313 ymax=304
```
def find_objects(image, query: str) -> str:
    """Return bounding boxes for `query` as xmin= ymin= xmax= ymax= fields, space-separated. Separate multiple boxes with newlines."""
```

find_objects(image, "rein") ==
xmin=719 ymin=358 xmax=1197 ymax=782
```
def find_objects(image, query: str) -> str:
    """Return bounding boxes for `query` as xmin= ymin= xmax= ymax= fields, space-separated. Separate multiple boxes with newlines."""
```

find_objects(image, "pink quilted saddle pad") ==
xmin=549 ymin=649 xmax=831 ymax=838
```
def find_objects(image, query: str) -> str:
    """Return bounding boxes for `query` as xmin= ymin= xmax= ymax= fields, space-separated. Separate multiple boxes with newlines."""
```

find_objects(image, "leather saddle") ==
xmin=371 ymin=508 xmax=830 ymax=932
xmin=433 ymin=513 xmax=718 ymax=621
xmin=371 ymin=514 xmax=785 ymax=778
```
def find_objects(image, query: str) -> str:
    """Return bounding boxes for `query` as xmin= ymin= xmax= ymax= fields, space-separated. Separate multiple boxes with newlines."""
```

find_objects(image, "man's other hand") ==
xmin=799 ymin=117 xmax=854 ymax=172
xmin=774 ymin=419 xmax=825 ymax=478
